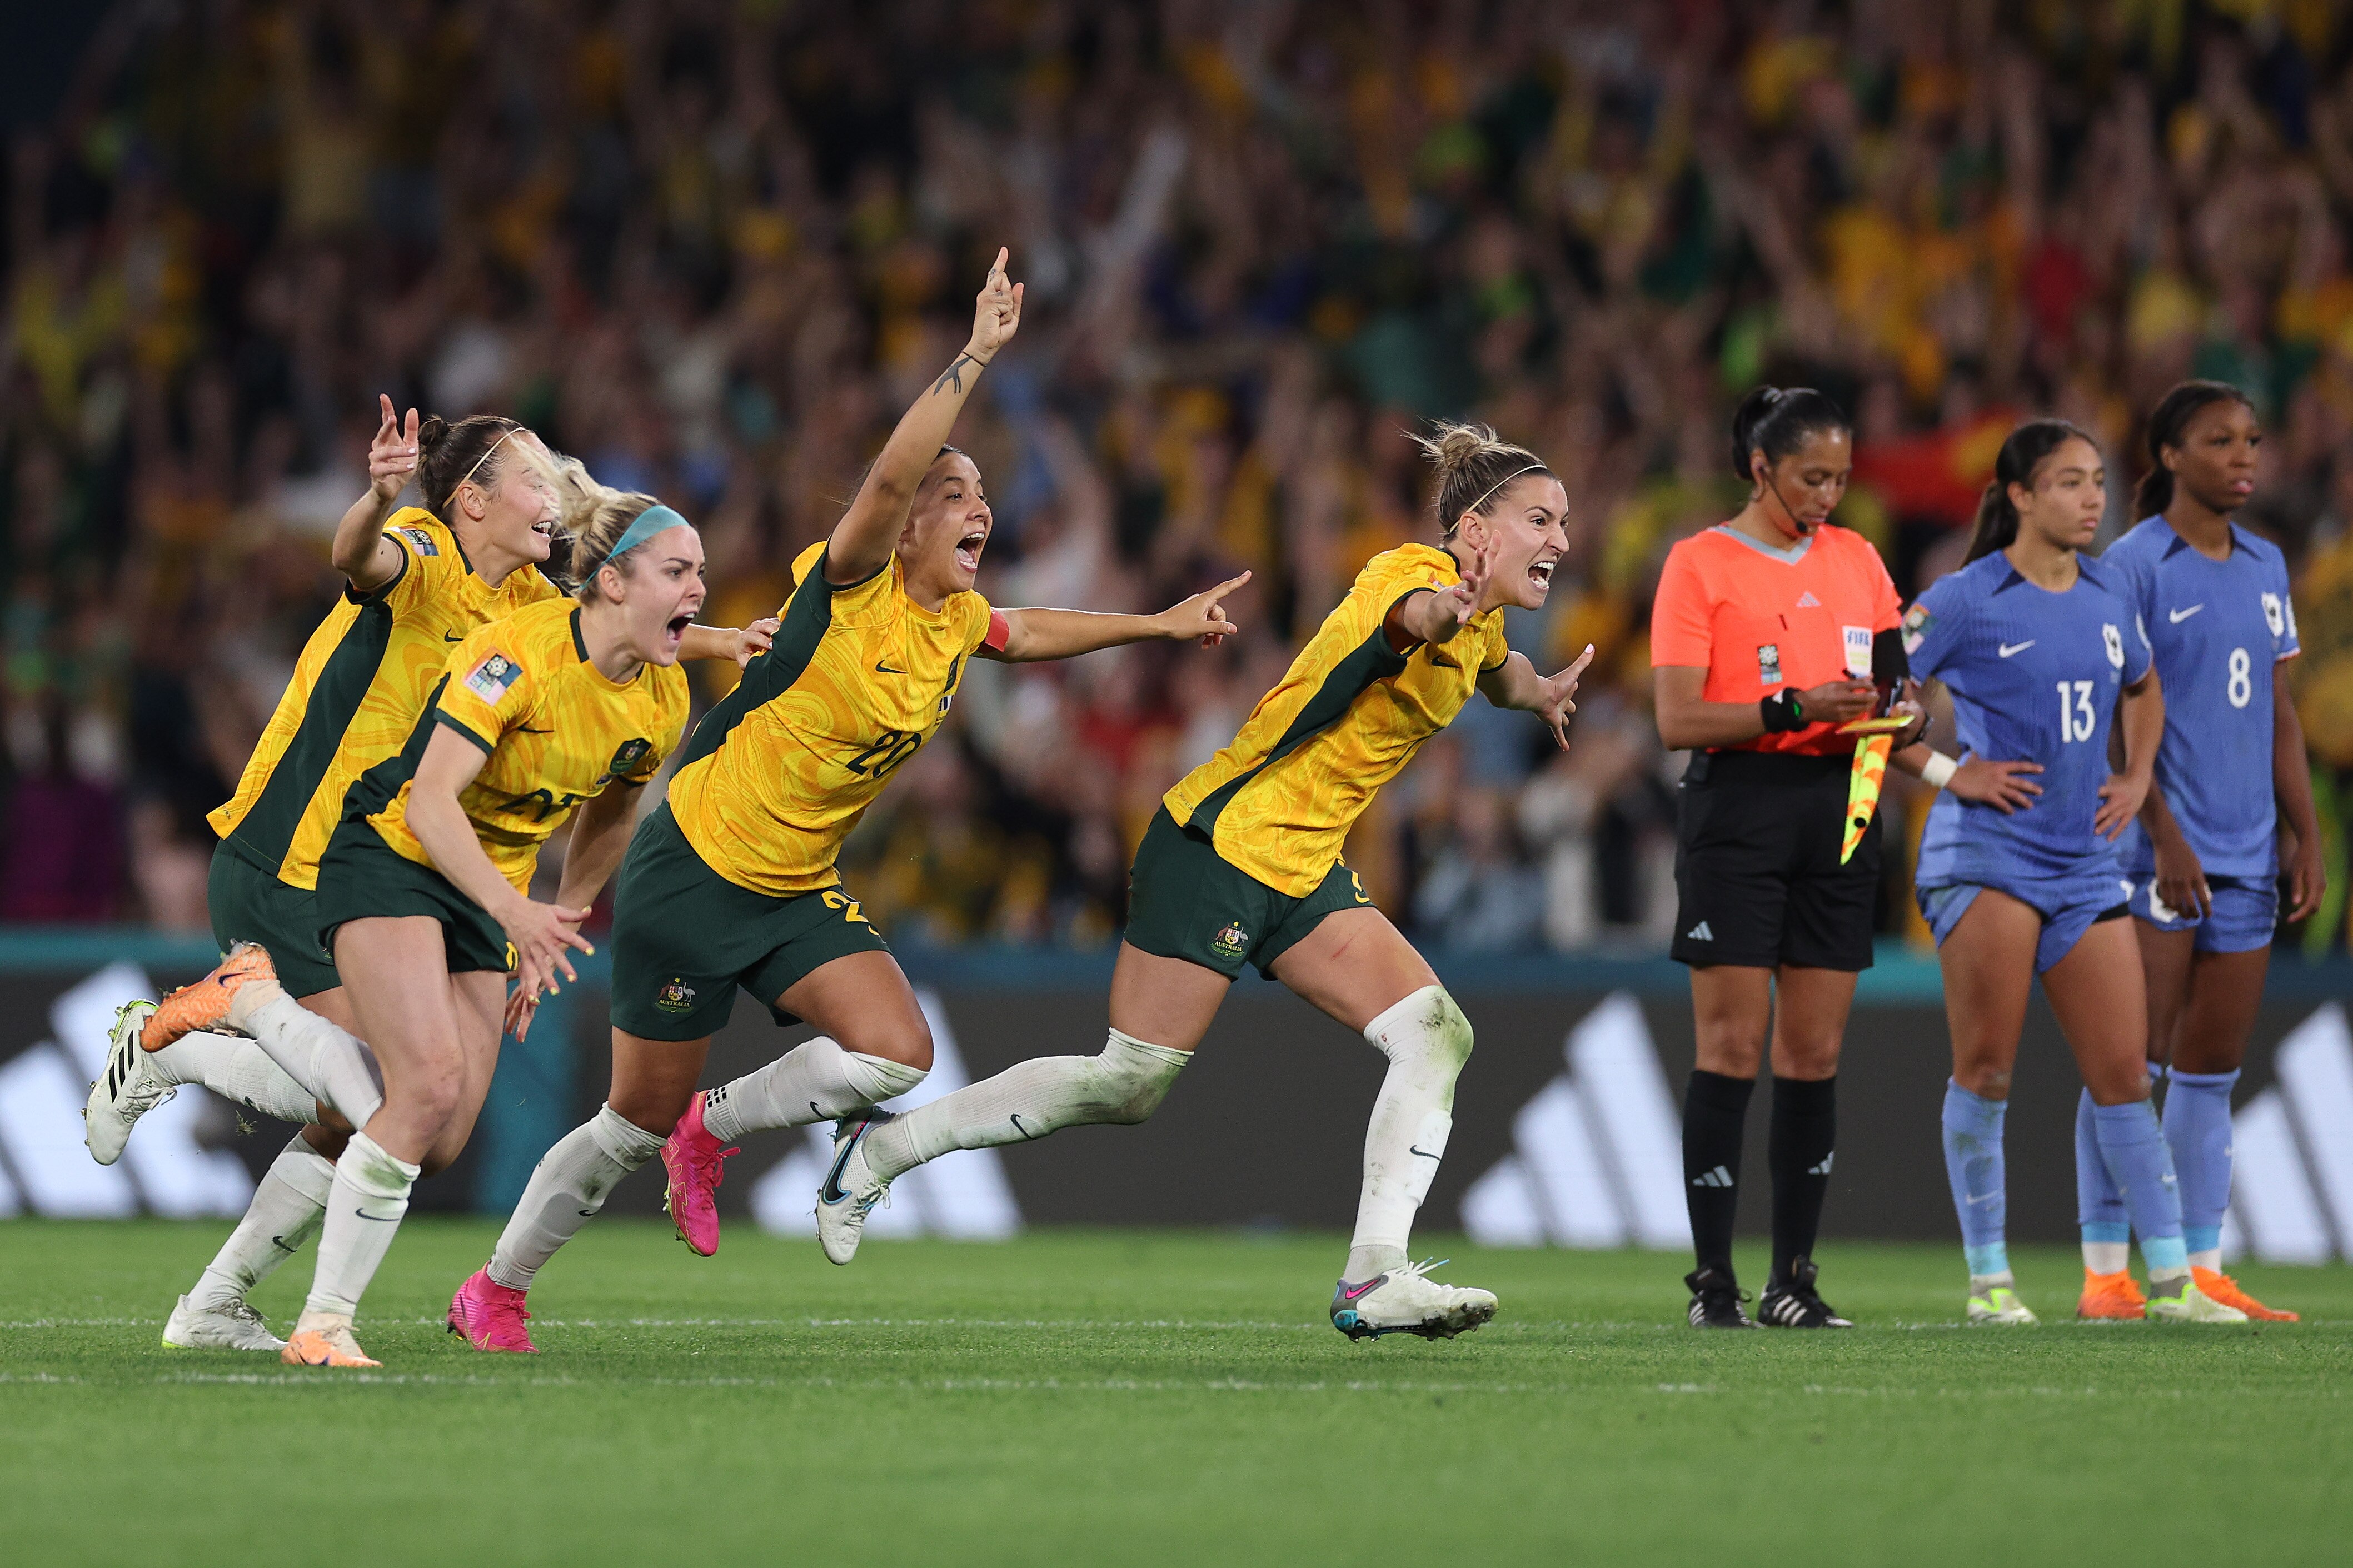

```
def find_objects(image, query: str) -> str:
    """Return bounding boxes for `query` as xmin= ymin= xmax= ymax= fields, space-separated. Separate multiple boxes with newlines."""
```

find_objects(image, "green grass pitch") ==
xmin=3 ymin=1221 xmax=2347 ymax=1566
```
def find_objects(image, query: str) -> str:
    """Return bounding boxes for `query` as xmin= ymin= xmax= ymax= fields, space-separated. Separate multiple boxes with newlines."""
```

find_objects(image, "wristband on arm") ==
xmin=1920 ymin=750 xmax=1958 ymax=788
xmin=1759 ymin=690 xmax=1807 ymax=732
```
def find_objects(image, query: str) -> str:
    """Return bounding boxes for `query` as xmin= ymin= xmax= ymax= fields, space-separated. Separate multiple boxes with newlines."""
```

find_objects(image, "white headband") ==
xmin=1452 ymin=462 xmax=1550 ymax=529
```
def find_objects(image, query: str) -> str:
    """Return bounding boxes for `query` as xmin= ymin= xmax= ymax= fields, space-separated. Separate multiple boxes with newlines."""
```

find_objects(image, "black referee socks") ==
xmin=1681 ymin=1071 xmax=1754 ymax=1279
xmin=1769 ymin=1075 xmax=1837 ymax=1287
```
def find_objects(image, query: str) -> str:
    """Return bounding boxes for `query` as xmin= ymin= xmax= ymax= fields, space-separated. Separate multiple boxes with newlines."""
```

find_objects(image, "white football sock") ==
xmin=2082 ymin=1240 xmax=2131 ymax=1274
xmin=191 ymin=1136 xmax=337 ymax=1310
xmin=229 ymin=985 xmax=385 ymax=1128
xmin=1344 ymin=987 xmax=1472 ymax=1284
xmin=150 ymin=1031 xmax=320 ymax=1125
xmin=700 ymin=1037 xmax=927 ymax=1142
xmin=487 ymin=1106 xmax=665 ymax=1291
xmin=2189 ymin=1247 xmax=2222 ymax=1273
xmin=863 ymin=1030 xmax=1189 ymax=1182
xmin=303 ymin=1132 xmax=418 ymax=1319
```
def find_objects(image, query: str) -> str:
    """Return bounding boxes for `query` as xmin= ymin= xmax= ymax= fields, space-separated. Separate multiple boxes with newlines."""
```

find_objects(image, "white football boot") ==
xmin=814 ymin=1111 xmax=895 ymax=1266
xmin=84 ymin=1000 xmax=173 ymax=1165
xmin=1966 ymin=1282 xmax=2040 ymax=1325
xmin=1330 ymin=1259 xmax=1499 ymax=1340
xmin=163 ymin=1294 xmax=286 ymax=1352
xmin=2145 ymin=1277 xmax=2249 ymax=1324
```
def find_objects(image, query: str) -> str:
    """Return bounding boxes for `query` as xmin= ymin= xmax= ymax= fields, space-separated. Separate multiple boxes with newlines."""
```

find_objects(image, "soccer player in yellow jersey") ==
xmin=819 ymin=423 xmax=1596 ymax=1342
xmin=100 ymin=406 xmax=765 ymax=1355
xmin=149 ymin=480 xmax=707 ymax=1367
xmin=453 ymin=252 xmax=1245 ymax=1339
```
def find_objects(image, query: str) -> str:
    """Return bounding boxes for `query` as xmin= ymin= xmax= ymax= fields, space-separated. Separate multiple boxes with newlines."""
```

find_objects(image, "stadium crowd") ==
xmin=6 ymin=0 xmax=2353 ymax=956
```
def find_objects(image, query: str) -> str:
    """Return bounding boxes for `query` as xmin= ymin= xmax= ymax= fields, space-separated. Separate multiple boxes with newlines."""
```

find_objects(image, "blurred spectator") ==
xmin=6 ymin=1 xmax=2353 ymax=955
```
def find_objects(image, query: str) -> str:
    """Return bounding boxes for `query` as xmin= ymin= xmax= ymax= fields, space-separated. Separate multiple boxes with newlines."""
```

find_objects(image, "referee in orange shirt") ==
xmin=1651 ymin=387 xmax=1924 ymax=1329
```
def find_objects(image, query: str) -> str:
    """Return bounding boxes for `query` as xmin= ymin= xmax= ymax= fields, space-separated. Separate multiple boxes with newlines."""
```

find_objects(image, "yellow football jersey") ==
xmin=1165 ymin=542 xmax=1509 ymax=896
xmin=209 ymin=508 xmax=563 ymax=888
xmin=354 ymin=598 xmax=689 ymax=893
xmin=665 ymin=542 xmax=998 ymax=896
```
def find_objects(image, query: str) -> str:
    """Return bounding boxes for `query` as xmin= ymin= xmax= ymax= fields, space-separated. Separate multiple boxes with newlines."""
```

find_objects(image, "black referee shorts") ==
xmin=1670 ymin=749 xmax=1879 ymax=972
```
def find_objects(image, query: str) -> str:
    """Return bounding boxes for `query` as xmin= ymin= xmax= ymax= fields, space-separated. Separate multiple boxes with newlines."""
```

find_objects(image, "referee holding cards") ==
xmin=1650 ymin=388 xmax=1925 ymax=1330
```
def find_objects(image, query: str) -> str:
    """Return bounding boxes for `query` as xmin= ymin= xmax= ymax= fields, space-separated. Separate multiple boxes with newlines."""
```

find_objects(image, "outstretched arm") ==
xmin=330 ymin=394 xmax=420 ymax=593
xmin=679 ymin=617 xmax=780 ymax=667
xmin=1478 ymin=645 xmax=1597 ymax=751
xmin=826 ymin=248 xmax=1024 ymax=586
xmin=979 ymin=572 xmax=1250 ymax=663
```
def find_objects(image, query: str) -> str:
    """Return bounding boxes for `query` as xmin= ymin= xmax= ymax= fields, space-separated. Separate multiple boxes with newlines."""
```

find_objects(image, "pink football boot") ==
xmin=661 ymin=1091 xmax=739 ymax=1257
xmin=447 ymin=1267 xmax=537 ymax=1354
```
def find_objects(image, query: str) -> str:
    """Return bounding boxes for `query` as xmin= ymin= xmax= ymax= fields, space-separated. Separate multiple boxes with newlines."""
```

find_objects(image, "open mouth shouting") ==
xmin=1528 ymin=555 xmax=1559 ymax=594
xmin=663 ymin=611 xmax=691 ymax=651
xmin=954 ymin=526 xmax=988 ymax=576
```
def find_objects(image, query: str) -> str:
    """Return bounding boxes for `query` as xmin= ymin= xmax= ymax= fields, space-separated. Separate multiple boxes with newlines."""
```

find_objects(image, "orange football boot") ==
xmin=140 ymin=942 xmax=276 ymax=1053
xmin=2191 ymin=1267 xmax=2297 ymax=1322
xmin=2077 ymin=1267 xmax=2148 ymax=1320
xmin=282 ymin=1323 xmax=380 ymax=1368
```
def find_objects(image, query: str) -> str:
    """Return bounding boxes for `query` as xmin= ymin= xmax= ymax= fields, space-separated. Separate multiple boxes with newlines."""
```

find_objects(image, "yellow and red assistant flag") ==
xmin=1841 ymin=735 xmax=1892 ymax=864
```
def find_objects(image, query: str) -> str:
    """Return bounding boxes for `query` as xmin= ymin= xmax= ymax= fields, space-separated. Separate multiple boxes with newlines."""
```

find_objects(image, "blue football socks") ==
xmin=1942 ymin=1082 xmax=2009 ymax=1279
xmin=2163 ymin=1068 xmax=2239 ymax=1259
xmin=2090 ymin=1099 xmax=2189 ymax=1276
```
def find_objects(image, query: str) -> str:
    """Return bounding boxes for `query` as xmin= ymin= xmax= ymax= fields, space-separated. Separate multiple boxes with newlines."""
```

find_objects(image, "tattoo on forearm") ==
xmin=933 ymin=354 xmax=978 ymax=396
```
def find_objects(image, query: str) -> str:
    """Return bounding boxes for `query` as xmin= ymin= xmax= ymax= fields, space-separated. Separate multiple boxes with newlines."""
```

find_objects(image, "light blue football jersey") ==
xmin=1905 ymin=550 xmax=2153 ymax=885
xmin=2100 ymin=518 xmax=2299 ymax=879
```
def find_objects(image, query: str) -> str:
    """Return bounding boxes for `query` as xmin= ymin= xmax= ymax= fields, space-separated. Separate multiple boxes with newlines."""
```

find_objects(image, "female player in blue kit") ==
xmin=2083 ymin=381 xmax=2321 ymax=1321
xmin=1902 ymin=419 xmax=2241 ymax=1324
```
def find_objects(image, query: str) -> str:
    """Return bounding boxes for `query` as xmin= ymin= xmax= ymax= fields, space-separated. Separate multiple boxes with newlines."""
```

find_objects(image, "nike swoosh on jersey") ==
xmin=445 ymin=631 xmax=465 ymax=642
xmin=875 ymin=658 xmax=906 ymax=674
xmin=2167 ymin=604 xmax=2204 ymax=623
xmin=1997 ymin=640 xmax=2035 ymax=657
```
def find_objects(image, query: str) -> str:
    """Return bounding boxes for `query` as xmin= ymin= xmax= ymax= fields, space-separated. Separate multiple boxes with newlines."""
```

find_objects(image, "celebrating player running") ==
xmin=450 ymin=250 xmax=1250 ymax=1351
xmin=85 ymin=401 xmax=765 ymax=1354
xmin=810 ymin=421 xmax=1593 ymax=1343
xmin=143 ymin=474 xmax=711 ymax=1366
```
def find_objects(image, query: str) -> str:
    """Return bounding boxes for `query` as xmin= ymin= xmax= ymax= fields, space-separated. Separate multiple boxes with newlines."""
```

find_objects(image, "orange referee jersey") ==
xmin=1650 ymin=522 xmax=1902 ymax=757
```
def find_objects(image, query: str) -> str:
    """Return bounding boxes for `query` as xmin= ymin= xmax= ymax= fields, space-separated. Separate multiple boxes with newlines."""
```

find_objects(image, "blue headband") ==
xmin=589 ymin=505 xmax=690 ymax=580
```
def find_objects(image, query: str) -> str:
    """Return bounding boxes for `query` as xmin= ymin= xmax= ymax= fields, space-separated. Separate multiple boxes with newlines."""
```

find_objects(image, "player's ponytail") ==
xmin=541 ymin=455 xmax=665 ymax=602
xmin=1730 ymin=386 xmax=1850 ymax=488
xmin=2135 ymin=379 xmax=2255 ymax=519
xmin=415 ymin=413 xmax=526 ymax=518
xmin=1410 ymin=421 xmax=1551 ymax=536
xmin=1966 ymin=418 xmax=2098 ymax=563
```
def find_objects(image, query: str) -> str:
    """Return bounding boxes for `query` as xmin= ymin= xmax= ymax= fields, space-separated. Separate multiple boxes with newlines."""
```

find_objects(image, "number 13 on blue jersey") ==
xmin=2055 ymin=680 xmax=2096 ymax=743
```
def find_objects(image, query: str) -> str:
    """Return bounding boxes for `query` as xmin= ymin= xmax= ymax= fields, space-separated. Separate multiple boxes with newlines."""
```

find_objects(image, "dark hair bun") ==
xmin=1730 ymin=386 xmax=1849 ymax=483
xmin=417 ymin=414 xmax=452 ymax=456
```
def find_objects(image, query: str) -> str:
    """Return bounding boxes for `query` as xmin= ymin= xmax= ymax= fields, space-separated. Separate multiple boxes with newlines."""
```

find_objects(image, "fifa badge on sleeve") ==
xmin=1757 ymin=643 xmax=1782 ymax=686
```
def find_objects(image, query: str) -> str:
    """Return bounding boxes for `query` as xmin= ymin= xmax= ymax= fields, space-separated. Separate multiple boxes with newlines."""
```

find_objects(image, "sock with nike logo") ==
xmin=305 ymin=1132 xmax=421 ymax=1317
xmin=861 ymin=1031 xmax=1189 ymax=1182
xmin=228 ymin=985 xmax=387 ymax=1130
xmin=1682 ymin=1070 xmax=1754 ymax=1280
xmin=1343 ymin=986 xmax=1473 ymax=1284
xmin=2161 ymin=1068 xmax=2237 ymax=1271
xmin=700 ymin=1037 xmax=925 ymax=1143
xmin=487 ymin=1106 xmax=666 ymax=1291
xmin=1767 ymin=1075 xmax=1835 ymax=1285
xmin=149 ymin=1031 xmax=321 ymax=1125
xmin=1941 ymin=1081 xmax=2009 ymax=1279
xmin=191 ymin=1135 xmax=338 ymax=1312
xmin=2091 ymin=1098 xmax=2190 ymax=1281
